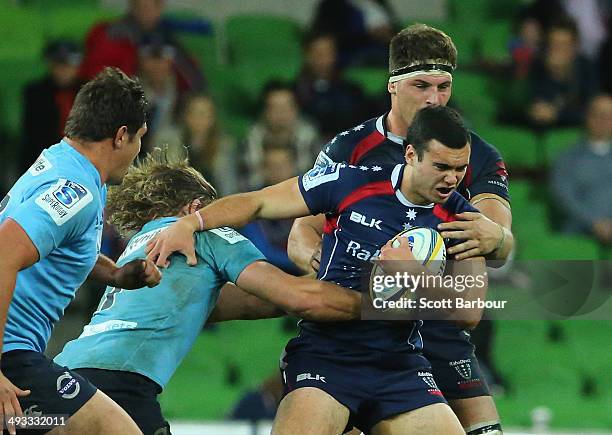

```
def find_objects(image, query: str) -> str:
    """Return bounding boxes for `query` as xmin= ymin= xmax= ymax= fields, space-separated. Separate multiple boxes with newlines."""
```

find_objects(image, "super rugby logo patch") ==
xmin=35 ymin=179 xmax=93 ymax=226
xmin=302 ymin=163 xmax=341 ymax=191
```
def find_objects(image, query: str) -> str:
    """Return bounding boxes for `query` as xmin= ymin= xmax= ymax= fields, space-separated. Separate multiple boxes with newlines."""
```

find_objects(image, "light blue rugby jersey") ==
xmin=0 ymin=140 xmax=106 ymax=353
xmin=55 ymin=217 xmax=265 ymax=389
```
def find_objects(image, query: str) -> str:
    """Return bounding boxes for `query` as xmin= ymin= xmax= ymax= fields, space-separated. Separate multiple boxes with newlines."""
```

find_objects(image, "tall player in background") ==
xmin=288 ymin=24 xmax=512 ymax=435
xmin=145 ymin=105 xmax=488 ymax=434
xmin=0 ymin=68 xmax=154 ymax=435
xmin=55 ymin=149 xmax=362 ymax=435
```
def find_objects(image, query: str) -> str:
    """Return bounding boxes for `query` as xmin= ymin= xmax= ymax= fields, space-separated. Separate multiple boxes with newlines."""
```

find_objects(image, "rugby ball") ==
xmin=369 ymin=227 xmax=446 ymax=303
xmin=391 ymin=227 xmax=446 ymax=276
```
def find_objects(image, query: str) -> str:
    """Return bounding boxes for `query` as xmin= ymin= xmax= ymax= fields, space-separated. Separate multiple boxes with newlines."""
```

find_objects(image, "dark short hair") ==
xmin=407 ymin=105 xmax=470 ymax=159
xmin=548 ymin=16 xmax=579 ymax=40
xmin=64 ymin=67 xmax=147 ymax=142
xmin=389 ymin=24 xmax=457 ymax=73
xmin=260 ymin=80 xmax=296 ymax=106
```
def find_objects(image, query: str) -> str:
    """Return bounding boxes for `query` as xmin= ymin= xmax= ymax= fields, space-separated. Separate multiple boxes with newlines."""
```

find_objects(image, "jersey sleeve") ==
xmin=197 ymin=227 xmax=266 ymax=284
xmin=468 ymin=140 xmax=510 ymax=202
xmin=7 ymin=178 xmax=99 ymax=259
xmin=312 ymin=135 xmax=350 ymax=169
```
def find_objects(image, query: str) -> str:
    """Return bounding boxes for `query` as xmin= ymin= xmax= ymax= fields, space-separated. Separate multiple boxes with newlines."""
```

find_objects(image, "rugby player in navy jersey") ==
xmin=146 ymin=105 xmax=487 ymax=434
xmin=287 ymin=24 xmax=512 ymax=435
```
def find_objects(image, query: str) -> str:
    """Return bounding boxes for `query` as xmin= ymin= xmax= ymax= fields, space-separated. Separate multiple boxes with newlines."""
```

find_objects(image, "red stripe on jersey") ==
xmin=495 ymin=160 xmax=508 ymax=178
xmin=324 ymin=214 xmax=340 ymax=234
xmin=337 ymin=181 xmax=395 ymax=213
xmin=433 ymin=204 xmax=457 ymax=222
xmin=349 ymin=130 xmax=385 ymax=164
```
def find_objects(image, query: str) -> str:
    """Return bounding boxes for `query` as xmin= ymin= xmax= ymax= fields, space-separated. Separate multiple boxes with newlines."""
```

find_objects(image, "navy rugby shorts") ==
xmin=421 ymin=321 xmax=491 ymax=400
xmin=280 ymin=335 xmax=447 ymax=433
xmin=1 ymin=350 xmax=97 ymax=434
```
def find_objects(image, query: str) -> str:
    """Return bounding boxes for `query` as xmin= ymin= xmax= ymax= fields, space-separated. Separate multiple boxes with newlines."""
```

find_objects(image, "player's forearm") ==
xmin=187 ymin=192 xmax=266 ymax=232
xmin=287 ymin=215 xmax=325 ymax=273
xmin=88 ymin=255 xmax=120 ymax=286
xmin=472 ymin=196 xmax=513 ymax=264
xmin=298 ymin=281 xmax=361 ymax=321
xmin=208 ymin=283 xmax=284 ymax=322
xmin=0 ymin=269 xmax=18 ymax=357
xmin=488 ymin=227 xmax=514 ymax=262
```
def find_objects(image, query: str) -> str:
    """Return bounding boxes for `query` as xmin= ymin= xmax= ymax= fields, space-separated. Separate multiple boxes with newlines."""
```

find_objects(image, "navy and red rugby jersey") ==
xmin=297 ymin=163 xmax=478 ymax=352
xmin=313 ymin=113 xmax=510 ymax=202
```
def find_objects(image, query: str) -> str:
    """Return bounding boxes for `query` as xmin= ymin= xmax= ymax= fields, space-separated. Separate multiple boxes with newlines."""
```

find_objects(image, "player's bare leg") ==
xmin=450 ymin=396 xmax=503 ymax=434
xmin=47 ymin=390 xmax=142 ymax=435
xmin=272 ymin=387 xmax=350 ymax=435
xmin=370 ymin=403 xmax=463 ymax=435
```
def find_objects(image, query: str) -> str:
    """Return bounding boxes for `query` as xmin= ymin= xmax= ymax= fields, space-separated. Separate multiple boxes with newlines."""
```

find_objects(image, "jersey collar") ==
xmin=390 ymin=164 xmax=434 ymax=208
xmin=61 ymin=139 xmax=103 ymax=189
xmin=376 ymin=113 xmax=405 ymax=146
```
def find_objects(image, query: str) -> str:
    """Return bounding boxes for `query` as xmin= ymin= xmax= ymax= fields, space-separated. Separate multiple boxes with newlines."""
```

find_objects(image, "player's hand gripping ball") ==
xmin=369 ymin=227 xmax=446 ymax=304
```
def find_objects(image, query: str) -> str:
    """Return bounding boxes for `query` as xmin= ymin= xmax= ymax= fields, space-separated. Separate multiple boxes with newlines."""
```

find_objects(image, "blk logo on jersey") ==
xmin=349 ymin=211 xmax=382 ymax=230
xmin=296 ymin=372 xmax=326 ymax=383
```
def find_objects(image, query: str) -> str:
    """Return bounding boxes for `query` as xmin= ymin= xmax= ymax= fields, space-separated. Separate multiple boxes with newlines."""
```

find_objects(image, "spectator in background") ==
xmin=229 ymin=372 xmax=284 ymax=423
xmin=154 ymin=93 xmax=238 ymax=196
xmin=241 ymin=144 xmax=302 ymax=275
xmin=137 ymin=36 xmax=181 ymax=152
xmin=311 ymin=0 xmax=397 ymax=67
xmin=243 ymin=81 xmax=320 ymax=190
xmin=80 ymin=0 xmax=204 ymax=93
xmin=527 ymin=17 xmax=598 ymax=128
xmin=509 ymin=13 xmax=543 ymax=80
xmin=294 ymin=33 xmax=369 ymax=139
xmin=20 ymin=40 xmax=83 ymax=174
xmin=551 ymin=94 xmax=612 ymax=243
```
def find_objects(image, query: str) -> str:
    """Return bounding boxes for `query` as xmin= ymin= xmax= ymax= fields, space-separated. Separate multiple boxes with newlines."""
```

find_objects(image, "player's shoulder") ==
xmin=319 ymin=116 xmax=381 ymax=160
xmin=302 ymin=161 xmax=395 ymax=191
xmin=469 ymin=131 xmax=503 ymax=161
xmin=442 ymin=191 xmax=478 ymax=214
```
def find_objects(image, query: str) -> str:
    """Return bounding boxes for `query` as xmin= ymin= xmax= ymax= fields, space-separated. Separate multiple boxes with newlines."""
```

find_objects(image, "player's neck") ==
xmin=386 ymin=108 xmax=409 ymax=138
xmin=399 ymin=166 xmax=430 ymax=205
xmin=63 ymin=137 xmax=109 ymax=183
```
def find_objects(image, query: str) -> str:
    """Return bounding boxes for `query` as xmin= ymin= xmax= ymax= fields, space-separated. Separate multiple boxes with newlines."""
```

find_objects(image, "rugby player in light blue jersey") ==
xmin=55 ymin=149 xmax=361 ymax=435
xmin=0 ymin=68 xmax=155 ymax=435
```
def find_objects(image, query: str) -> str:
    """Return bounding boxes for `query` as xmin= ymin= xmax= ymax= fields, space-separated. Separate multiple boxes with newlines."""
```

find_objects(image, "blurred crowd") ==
xmin=5 ymin=0 xmax=612 ymax=257
xmin=3 ymin=0 xmax=612 ymax=423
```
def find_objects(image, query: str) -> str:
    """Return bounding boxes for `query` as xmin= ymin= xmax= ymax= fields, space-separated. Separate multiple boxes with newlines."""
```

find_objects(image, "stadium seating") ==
xmin=450 ymin=72 xmax=498 ymax=129
xmin=45 ymin=7 xmax=119 ymax=41
xmin=0 ymin=6 xmax=44 ymax=60
xmin=541 ymin=128 xmax=582 ymax=166
xmin=480 ymin=21 xmax=512 ymax=63
xmin=475 ymin=125 xmax=540 ymax=169
xmin=224 ymin=14 xmax=302 ymax=67
xmin=344 ymin=67 xmax=388 ymax=100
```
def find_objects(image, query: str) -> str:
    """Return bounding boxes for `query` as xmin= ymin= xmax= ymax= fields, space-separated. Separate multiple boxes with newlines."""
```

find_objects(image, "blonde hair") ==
xmin=107 ymin=147 xmax=217 ymax=237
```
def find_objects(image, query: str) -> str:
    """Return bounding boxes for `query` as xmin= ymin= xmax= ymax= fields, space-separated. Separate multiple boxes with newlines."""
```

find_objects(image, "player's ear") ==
xmin=113 ymin=126 xmax=129 ymax=149
xmin=405 ymin=144 xmax=416 ymax=165
xmin=388 ymin=81 xmax=396 ymax=95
